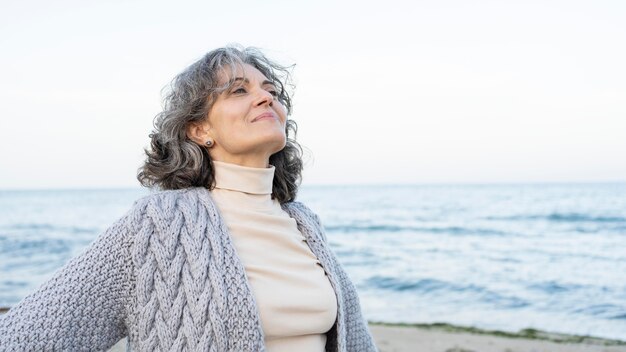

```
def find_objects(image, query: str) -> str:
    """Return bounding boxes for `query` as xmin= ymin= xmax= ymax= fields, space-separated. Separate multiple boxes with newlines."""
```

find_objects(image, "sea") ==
xmin=1 ymin=183 xmax=625 ymax=340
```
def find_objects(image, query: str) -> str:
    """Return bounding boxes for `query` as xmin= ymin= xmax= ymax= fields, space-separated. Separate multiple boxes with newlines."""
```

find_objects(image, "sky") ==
xmin=1 ymin=0 xmax=625 ymax=189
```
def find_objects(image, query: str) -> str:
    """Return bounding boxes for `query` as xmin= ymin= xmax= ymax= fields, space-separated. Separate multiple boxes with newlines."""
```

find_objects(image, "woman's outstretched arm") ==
xmin=0 ymin=209 xmax=137 ymax=351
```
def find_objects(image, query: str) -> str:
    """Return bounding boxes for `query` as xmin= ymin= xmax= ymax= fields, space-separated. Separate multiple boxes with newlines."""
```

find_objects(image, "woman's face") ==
xmin=199 ymin=63 xmax=288 ymax=167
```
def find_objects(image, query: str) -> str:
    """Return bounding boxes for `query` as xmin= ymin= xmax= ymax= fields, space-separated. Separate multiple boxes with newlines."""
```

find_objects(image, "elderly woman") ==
xmin=0 ymin=46 xmax=377 ymax=352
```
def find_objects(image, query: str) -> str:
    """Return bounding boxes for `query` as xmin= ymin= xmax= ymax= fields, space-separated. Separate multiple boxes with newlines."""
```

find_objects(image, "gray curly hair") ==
xmin=137 ymin=45 xmax=303 ymax=203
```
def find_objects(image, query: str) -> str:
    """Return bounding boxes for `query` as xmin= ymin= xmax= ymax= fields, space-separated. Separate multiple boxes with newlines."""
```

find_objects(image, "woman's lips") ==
xmin=252 ymin=112 xmax=277 ymax=122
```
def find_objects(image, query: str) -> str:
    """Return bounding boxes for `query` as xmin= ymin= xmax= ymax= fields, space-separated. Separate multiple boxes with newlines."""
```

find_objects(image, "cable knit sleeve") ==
xmin=311 ymin=209 xmax=329 ymax=243
xmin=0 ymin=201 xmax=143 ymax=351
xmin=311 ymin=209 xmax=378 ymax=351
xmin=284 ymin=201 xmax=329 ymax=243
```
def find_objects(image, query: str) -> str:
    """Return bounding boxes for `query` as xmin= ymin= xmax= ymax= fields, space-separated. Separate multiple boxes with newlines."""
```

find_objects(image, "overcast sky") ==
xmin=1 ymin=0 xmax=624 ymax=189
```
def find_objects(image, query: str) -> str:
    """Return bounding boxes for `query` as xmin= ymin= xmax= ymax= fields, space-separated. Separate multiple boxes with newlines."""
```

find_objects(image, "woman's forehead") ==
xmin=218 ymin=63 xmax=270 ymax=85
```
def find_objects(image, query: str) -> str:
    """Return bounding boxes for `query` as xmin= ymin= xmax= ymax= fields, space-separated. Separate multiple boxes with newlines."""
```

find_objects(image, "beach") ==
xmin=2 ymin=307 xmax=624 ymax=351
xmin=2 ymin=186 xmax=626 ymax=349
xmin=368 ymin=323 xmax=626 ymax=352
xmin=103 ymin=323 xmax=626 ymax=352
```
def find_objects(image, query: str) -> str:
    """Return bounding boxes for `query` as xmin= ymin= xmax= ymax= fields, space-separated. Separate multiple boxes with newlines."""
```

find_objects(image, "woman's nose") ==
xmin=254 ymin=88 xmax=274 ymax=107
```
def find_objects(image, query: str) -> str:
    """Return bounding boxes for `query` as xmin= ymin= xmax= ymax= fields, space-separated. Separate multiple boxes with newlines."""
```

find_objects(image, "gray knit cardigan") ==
xmin=0 ymin=187 xmax=377 ymax=352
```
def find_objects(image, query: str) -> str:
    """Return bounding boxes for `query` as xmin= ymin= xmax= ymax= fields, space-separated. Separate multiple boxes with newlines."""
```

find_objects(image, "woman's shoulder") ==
xmin=281 ymin=200 xmax=328 ymax=241
xmin=282 ymin=200 xmax=320 ymax=220
xmin=123 ymin=187 xmax=214 ymax=228
xmin=131 ymin=187 xmax=210 ymax=209
xmin=132 ymin=187 xmax=206 ymax=204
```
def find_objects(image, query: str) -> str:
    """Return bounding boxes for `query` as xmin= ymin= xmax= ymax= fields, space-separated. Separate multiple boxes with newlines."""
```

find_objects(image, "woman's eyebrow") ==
xmin=232 ymin=77 xmax=275 ymax=86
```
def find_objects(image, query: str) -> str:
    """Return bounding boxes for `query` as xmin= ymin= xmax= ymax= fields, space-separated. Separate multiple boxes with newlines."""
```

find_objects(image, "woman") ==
xmin=0 ymin=46 xmax=377 ymax=351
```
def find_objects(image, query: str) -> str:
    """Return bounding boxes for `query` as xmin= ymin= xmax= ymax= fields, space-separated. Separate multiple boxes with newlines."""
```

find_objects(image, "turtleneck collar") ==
xmin=213 ymin=160 xmax=274 ymax=195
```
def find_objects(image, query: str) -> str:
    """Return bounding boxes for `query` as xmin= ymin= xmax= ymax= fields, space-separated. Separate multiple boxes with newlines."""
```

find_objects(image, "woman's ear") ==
xmin=186 ymin=120 xmax=212 ymax=145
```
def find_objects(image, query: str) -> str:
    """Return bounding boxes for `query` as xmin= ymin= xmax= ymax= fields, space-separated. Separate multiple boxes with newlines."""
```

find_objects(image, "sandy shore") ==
xmin=368 ymin=323 xmax=626 ymax=352
xmin=104 ymin=323 xmax=626 ymax=352
xmin=2 ymin=308 xmax=624 ymax=351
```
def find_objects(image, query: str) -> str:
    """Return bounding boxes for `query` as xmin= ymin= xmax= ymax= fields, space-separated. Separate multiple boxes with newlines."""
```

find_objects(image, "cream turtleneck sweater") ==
xmin=209 ymin=160 xmax=338 ymax=352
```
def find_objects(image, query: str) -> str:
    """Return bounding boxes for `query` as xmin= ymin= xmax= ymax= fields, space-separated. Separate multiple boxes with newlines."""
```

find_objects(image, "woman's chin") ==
xmin=269 ymin=139 xmax=287 ymax=154
xmin=261 ymin=132 xmax=286 ymax=147
xmin=263 ymin=137 xmax=287 ymax=155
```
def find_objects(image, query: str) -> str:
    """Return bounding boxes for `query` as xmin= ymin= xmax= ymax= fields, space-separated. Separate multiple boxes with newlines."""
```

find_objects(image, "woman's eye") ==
xmin=233 ymin=87 xmax=246 ymax=94
xmin=268 ymin=90 xmax=278 ymax=97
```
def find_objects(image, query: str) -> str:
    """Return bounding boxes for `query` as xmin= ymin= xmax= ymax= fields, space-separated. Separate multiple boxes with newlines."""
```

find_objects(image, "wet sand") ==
xmin=2 ymin=308 xmax=624 ymax=352
xmin=105 ymin=322 xmax=626 ymax=352
xmin=368 ymin=323 xmax=626 ymax=352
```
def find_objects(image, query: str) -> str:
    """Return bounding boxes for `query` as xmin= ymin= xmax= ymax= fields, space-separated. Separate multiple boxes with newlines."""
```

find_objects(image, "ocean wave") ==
xmin=527 ymin=280 xmax=583 ymax=294
xmin=1 ymin=223 xmax=98 ymax=235
xmin=486 ymin=213 xmax=626 ymax=223
xmin=610 ymin=313 xmax=626 ymax=320
xmin=365 ymin=276 xmax=529 ymax=309
xmin=0 ymin=280 xmax=28 ymax=288
xmin=366 ymin=276 xmax=451 ymax=291
xmin=0 ymin=237 xmax=71 ymax=255
xmin=573 ymin=304 xmax=626 ymax=319
xmin=325 ymin=224 xmax=509 ymax=236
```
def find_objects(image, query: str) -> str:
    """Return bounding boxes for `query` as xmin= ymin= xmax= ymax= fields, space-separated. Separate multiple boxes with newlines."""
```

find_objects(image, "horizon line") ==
xmin=1 ymin=180 xmax=625 ymax=192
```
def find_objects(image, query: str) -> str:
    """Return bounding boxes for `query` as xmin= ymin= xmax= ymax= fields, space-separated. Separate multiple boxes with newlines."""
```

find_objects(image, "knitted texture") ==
xmin=0 ymin=187 xmax=377 ymax=352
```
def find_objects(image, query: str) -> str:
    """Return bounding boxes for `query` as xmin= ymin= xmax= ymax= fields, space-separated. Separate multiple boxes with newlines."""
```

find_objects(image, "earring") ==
xmin=205 ymin=139 xmax=214 ymax=148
